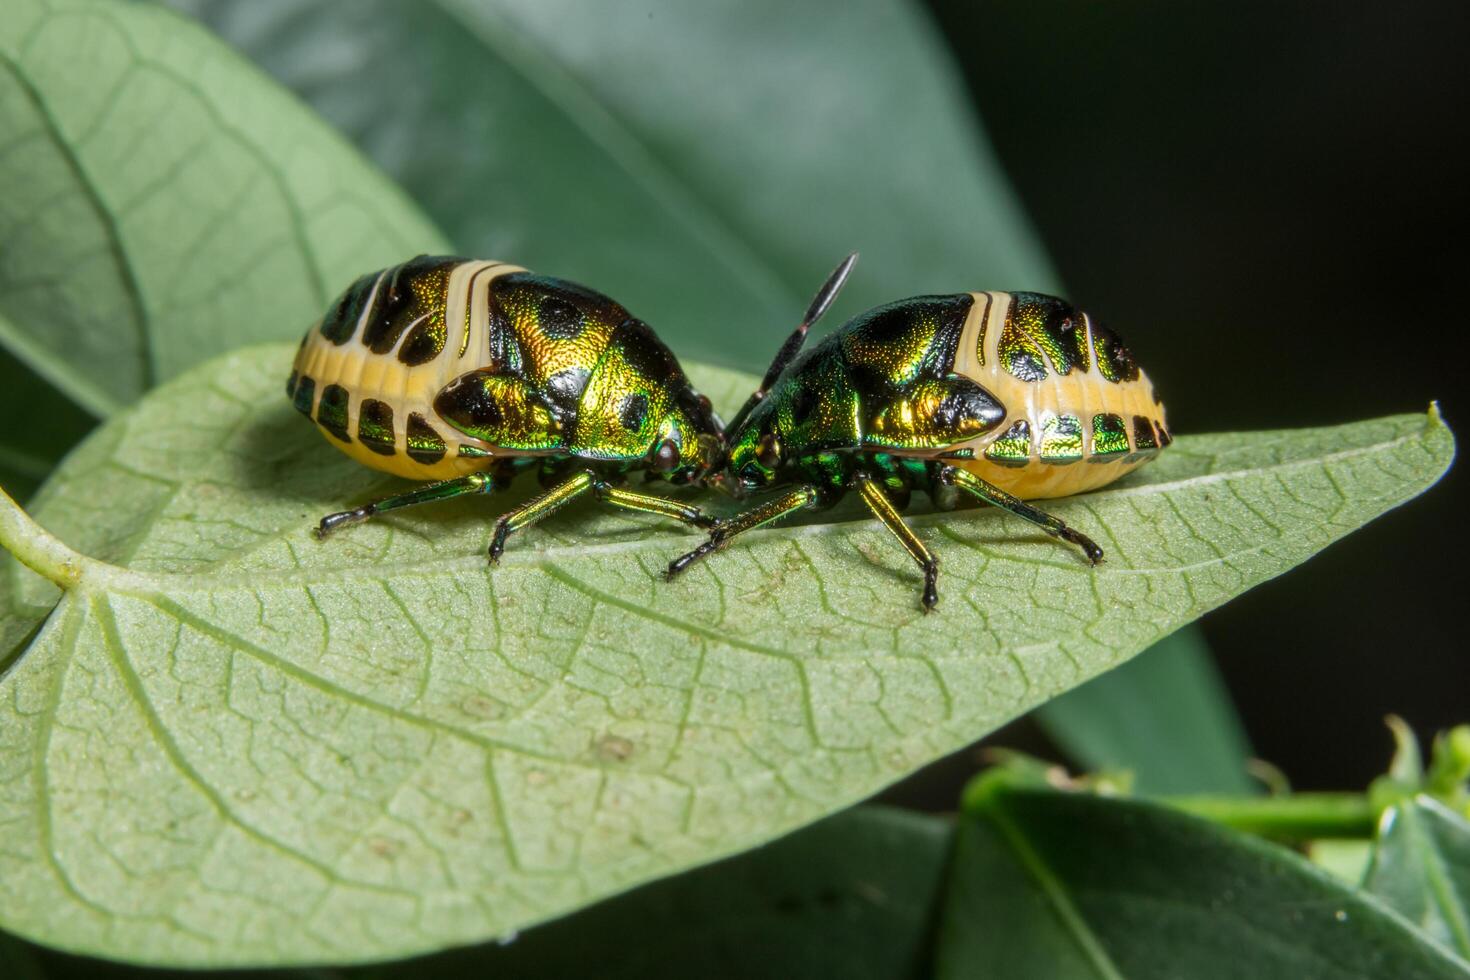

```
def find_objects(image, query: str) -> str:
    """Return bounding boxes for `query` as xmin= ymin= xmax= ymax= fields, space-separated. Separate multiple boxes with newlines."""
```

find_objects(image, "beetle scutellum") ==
xmin=288 ymin=256 xmax=726 ymax=557
xmin=668 ymin=254 xmax=1170 ymax=610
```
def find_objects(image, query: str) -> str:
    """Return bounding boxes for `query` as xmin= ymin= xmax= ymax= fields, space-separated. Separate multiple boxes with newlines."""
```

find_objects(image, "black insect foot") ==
xmin=922 ymin=564 xmax=939 ymax=612
xmin=667 ymin=536 xmax=721 ymax=581
xmin=1060 ymin=528 xmax=1104 ymax=565
xmin=488 ymin=522 xmax=511 ymax=565
xmin=316 ymin=506 xmax=372 ymax=539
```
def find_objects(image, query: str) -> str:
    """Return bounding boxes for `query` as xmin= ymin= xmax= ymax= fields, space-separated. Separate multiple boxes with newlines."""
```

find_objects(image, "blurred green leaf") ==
xmin=1035 ymin=626 xmax=1255 ymax=795
xmin=163 ymin=0 xmax=1056 ymax=372
xmin=0 ymin=0 xmax=446 ymax=414
xmin=937 ymin=788 xmax=1470 ymax=979
xmin=0 ymin=342 xmax=94 ymax=503
xmin=1310 ymin=839 xmax=1375 ymax=886
xmin=0 ymin=338 xmax=1453 ymax=965
xmin=1366 ymin=797 xmax=1470 ymax=960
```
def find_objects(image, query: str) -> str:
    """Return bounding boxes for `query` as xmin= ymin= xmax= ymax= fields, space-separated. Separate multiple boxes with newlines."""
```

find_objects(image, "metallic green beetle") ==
xmin=668 ymin=255 xmax=1170 ymax=610
xmin=290 ymin=256 xmax=726 ymax=557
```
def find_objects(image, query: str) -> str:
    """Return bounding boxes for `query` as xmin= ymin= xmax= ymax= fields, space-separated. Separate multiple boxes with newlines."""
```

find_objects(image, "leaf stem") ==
xmin=0 ymin=484 xmax=94 ymax=589
xmin=1160 ymin=792 xmax=1378 ymax=840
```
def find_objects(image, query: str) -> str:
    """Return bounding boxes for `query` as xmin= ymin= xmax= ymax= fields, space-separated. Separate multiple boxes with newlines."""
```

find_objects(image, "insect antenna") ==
xmin=726 ymin=252 xmax=857 ymax=434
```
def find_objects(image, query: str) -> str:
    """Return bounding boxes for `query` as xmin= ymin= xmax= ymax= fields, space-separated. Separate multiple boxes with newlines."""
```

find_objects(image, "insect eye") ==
xmin=756 ymin=433 xmax=782 ymax=470
xmin=651 ymin=438 xmax=681 ymax=472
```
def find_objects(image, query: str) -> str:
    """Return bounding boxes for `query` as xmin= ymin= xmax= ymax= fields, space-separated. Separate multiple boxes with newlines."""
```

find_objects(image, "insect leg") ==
xmin=316 ymin=471 xmax=499 ymax=538
xmin=488 ymin=470 xmax=599 ymax=563
xmin=854 ymin=473 xmax=940 ymax=611
xmin=940 ymin=465 xmax=1104 ymax=564
xmin=665 ymin=485 xmax=820 ymax=580
xmin=489 ymin=472 xmax=726 ymax=562
xmin=595 ymin=485 xmax=721 ymax=531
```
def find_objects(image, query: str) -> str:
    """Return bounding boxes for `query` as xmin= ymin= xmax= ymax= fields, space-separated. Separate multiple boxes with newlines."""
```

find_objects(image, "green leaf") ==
xmin=1366 ymin=797 xmax=1470 ymax=960
xmin=937 ymin=788 xmax=1470 ymax=979
xmin=0 ymin=805 xmax=948 ymax=979
xmin=1035 ymin=626 xmax=1255 ymax=794
xmin=0 ymin=342 xmax=1452 ymax=966
xmin=357 ymin=805 xmax=948 ymax=980
xmin=0 ymin=0 xmax=446 ymax=416
xmin=1311 ymin=839 xmax=1375 ymax=886
xmin=161 ymin=0 xmax=1055 ymax=373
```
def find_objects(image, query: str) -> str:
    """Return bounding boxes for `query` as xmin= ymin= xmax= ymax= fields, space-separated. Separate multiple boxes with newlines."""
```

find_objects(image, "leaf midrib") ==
xmin=982 ymin=797 xmax=1126 ymax=980
xmin=1409 ymin=800 xmax=1470 ymax=958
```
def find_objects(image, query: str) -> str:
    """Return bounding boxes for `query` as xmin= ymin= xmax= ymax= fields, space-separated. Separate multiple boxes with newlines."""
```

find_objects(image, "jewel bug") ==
xmin=668 ymin=254 xmax=1170 ymax=610
xmin=289 ymin=256 xmax=726 ymax=557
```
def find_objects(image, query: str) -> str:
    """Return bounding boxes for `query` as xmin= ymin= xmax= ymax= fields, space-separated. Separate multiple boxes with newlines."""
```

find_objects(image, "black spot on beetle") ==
xmin=398 ymin=318 xmax=445 ymax=366
xmin=1132 ymin=415 xmax=1158 ymax=450
xmin=319 ymin=273 xmax=374 ymax=344
xmin=1093 ymin=320 xmax=1140 ymax=383
xmin=790 ymin=385 xmax=820 ymax=425
xmin=435 ymin=372 xmax=504 ymax=433
xmin=1009 ymin=352 xmax=1048 ymax=383
xmin=292 ymin=375 xmax=316 ymax=417
xmin=618 ymin=392 xmax=649 ymax=432
xmin=538 ymin=295 xmax=584 ymax=339
xmin=357 ymin=399 xmax=396 ymax=455
xmin=545 ymin=367 xmax=590 ymax=413
xmin=934 ymin=380 xmax=1005 ymax=430
xmin=406 ymin=413 xmax=447 ymax=464
xmin=617 ymin=320 xmax=678 ymax=380
xmin=316 ymin=384 xmax=351 ymax=442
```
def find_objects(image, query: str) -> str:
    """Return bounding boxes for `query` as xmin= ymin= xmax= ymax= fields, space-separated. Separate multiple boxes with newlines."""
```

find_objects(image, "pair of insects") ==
xmin=288 ymin=254 xmax=1168 ymax=610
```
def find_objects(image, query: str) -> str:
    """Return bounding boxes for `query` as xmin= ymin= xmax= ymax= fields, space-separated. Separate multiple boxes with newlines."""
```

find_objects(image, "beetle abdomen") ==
xmin=943 ymin=291 xmax=1169 ymax=499
xmin=289 ymin=257 xmax=527 ymax=480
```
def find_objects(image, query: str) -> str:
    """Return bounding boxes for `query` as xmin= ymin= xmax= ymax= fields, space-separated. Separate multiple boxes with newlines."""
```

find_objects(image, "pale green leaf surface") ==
xmin=12 ymin=805 xmax=946 ymax=978
xmin=0 ymin=0 xmax=446 ymax=414
xmin=1035 ymin=626 xmax=1255 ymax=795
xmin=0 ymin=343 xmax=1453 ymax=966
xmin=162 ymin=0 xmax=1057 ymax=374
xmin=936 ymin=789 xmax=1470 ymax=979
xmin=1366 ymin=797 xmax=1470 ymax=959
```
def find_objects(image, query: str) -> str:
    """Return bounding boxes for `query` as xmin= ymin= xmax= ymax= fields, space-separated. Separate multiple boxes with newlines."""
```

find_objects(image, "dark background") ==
xmin=883 ymin=0 xmax=1468 ymax=799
